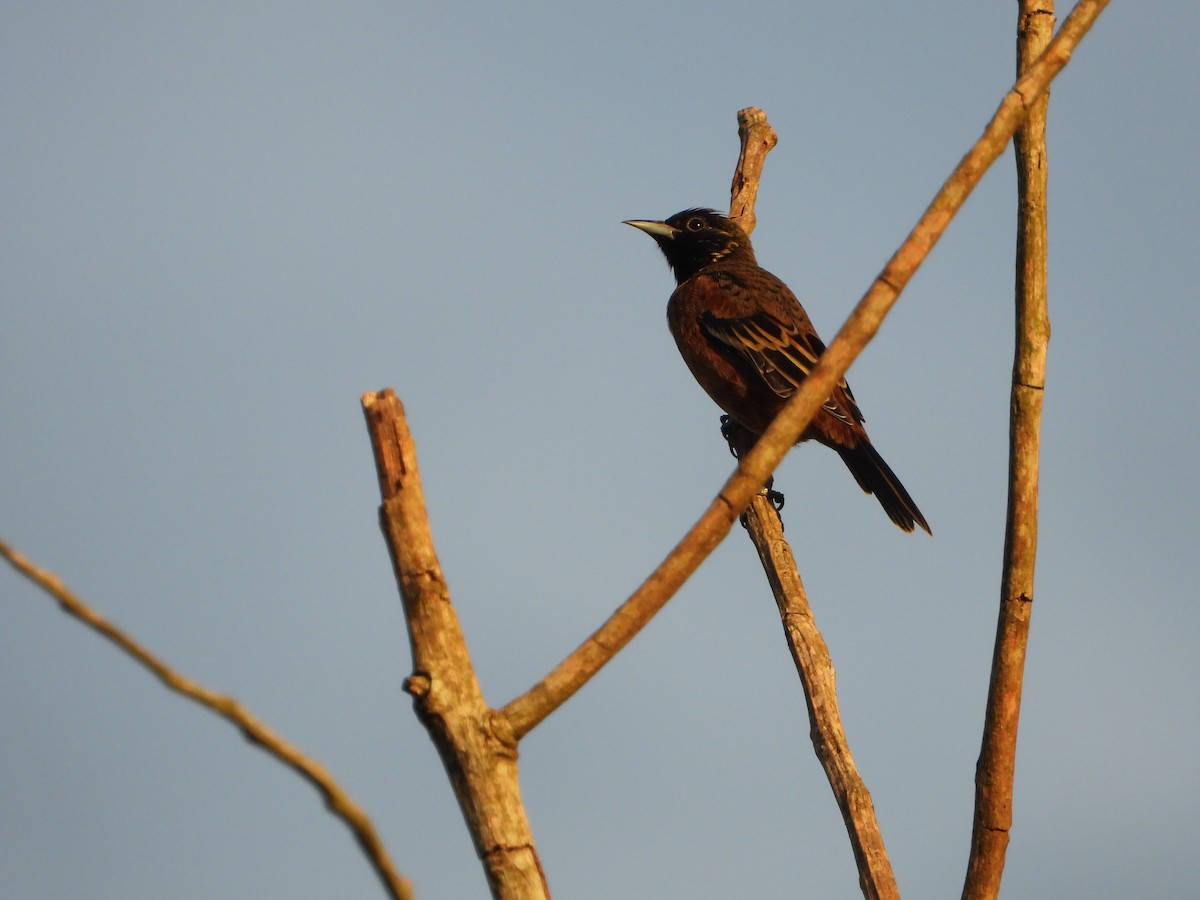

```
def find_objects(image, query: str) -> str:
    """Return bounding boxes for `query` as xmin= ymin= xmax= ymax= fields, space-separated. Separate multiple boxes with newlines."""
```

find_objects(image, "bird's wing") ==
xmin=699 ymin=275 xmax=864 ymax=426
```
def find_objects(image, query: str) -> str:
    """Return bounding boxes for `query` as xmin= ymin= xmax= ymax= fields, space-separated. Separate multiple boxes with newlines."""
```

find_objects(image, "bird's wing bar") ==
xmin=702 ymin=310 xmax=863 ymax=426
xmin=702 ymin=312 xmax=816 ymax=393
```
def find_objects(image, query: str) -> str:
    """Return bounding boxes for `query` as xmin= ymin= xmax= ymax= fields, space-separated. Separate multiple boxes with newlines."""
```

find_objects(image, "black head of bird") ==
xmin=623 ymin=208 xmax=757 ymax=284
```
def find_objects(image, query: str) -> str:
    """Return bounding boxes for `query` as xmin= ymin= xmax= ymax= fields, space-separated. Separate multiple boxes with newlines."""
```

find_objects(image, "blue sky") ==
xmin=3 ymin=3 xmax=1197 ymax=898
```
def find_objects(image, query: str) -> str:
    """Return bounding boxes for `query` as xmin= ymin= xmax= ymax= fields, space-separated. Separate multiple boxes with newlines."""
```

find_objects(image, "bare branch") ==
xmin=962 ymin=2 xmax=1056 ymax=897
xmin=0 ymin=538 xmax=413 ymax=900
xmin=741 ymin=497 xmax=899 ymax=900
xmin=362 ymin=390 xmax=548 ymax=900
xmin=729 ymin=106 xmax=778 ymax=232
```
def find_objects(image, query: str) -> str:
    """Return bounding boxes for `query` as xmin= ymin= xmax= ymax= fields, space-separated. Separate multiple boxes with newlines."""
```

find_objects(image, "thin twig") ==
xmin=499 ymin=0 xmax=1109 ymax=742
xmin=362 ymin=390 xmax=548 ymax=900
xmin=0 ymin=538 xmax=413 ymax=900
xmin=742 ymin=496 xmax=898 ymax=900
xmin=962 ymin=3 xmax=1055 ymax=897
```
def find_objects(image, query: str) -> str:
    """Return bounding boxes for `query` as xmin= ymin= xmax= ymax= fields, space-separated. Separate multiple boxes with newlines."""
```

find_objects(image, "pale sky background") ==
xmin=3 ymin=3 xmax=1198 ymax=898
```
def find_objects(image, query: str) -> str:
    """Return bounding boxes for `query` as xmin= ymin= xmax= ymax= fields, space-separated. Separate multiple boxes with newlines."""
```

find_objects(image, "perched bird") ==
xmin=624 ymin=208 xmax=930 ymax=534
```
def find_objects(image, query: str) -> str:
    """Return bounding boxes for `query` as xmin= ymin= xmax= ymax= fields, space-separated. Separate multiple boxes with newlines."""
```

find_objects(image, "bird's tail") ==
xmin=838 ymin=441 xmax=931 ymax=535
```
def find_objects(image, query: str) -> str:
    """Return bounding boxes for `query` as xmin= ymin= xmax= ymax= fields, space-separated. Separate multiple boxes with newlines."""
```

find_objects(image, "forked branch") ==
xmin=362 ymin=390 xmax=548 ymax=900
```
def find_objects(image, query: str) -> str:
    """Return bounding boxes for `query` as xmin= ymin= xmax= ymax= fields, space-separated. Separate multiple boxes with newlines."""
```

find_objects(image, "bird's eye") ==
xmin=685 ymin=216 xmax=706 ymax=232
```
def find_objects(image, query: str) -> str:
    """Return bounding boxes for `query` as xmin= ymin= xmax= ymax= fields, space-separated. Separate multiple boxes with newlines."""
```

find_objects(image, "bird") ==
xmin=624 ymin=208 xmax=930 ymax=534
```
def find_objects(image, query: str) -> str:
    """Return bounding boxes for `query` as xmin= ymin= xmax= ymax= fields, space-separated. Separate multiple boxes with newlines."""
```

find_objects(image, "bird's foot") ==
xmin=720 ymin=415 xmax=758 ymax=460
xmin=738 ymin=486 xmax=786 ymax=530
xmin=720 ymin=415 xmax=740 ymax=459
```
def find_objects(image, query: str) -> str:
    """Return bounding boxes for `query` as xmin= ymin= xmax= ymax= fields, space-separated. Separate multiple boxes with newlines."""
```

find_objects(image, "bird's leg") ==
xmin=719 ymin=416 xmax=785 ymax=527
